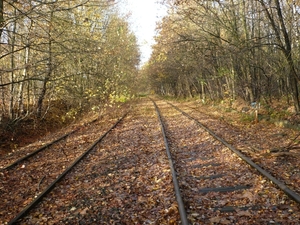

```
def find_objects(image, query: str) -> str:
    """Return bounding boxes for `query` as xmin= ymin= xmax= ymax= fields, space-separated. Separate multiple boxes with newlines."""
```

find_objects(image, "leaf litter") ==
xmin=154 ymin=100 xmax=300 ymax=224
xmin=1 ymin=99 xmax=300 ymax=224
xmin=18 ymin=99 xmax=179 ymax=224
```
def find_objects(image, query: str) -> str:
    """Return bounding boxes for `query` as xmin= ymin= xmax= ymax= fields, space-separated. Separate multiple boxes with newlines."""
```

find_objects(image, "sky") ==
xmin=117 ymin=0 xmax=168 ymax=66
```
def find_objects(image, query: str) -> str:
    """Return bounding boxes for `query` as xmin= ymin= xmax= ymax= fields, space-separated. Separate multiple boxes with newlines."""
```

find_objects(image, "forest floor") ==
xmin=1 ymin=97 xmax=300 ymax=224
xmin=0 ymin=101 xmax=125 ymax=157
xmin=0 ymin=104 xmax=79 ymax=157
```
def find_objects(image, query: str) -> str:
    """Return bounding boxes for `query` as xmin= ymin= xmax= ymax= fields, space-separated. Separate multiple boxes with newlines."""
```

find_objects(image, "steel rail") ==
xmin=2 ymin=114 xmax=105 ymax=171
xmin=8 ymin=112 xmax=128 ymax=225
xmin=151 ymin=100 xmax=189 ymax=225
xmin=168 ymin=102 xmax=300 ymax=205
xmin=2 ymin=130 xmax=78 ymax=170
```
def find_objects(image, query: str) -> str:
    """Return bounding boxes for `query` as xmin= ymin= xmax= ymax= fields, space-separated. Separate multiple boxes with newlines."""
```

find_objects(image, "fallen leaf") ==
xmin=242 ymin=191 xmax=254 ymax=201
xmin=79 ymin=207 xmax=88 ymax=215
xmin=210 ymin=216 xmax=220 ymax=223
xmin=236 ymin=210 xmax=251 ymax=217
xmin=220 ymin=218 xmax=231 ymax=224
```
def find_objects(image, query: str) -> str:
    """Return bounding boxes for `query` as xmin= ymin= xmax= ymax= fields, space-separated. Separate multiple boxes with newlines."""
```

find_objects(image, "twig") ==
xmin=285 ymin=133 xmax=300 ymax=151
xmin=38 ymin=176 xmax=45 ymax=191
xmin=61 ymin=148 xmax=68 ymax=158
xmin=272 ymin=152 xmax=300 ymax=157
xmin=59 ymin=142 xmax=68 ymax=159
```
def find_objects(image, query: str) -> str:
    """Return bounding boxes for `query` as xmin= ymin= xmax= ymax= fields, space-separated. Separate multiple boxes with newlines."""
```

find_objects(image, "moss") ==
xmin=240 ymin=113 xmax=255 ymax=123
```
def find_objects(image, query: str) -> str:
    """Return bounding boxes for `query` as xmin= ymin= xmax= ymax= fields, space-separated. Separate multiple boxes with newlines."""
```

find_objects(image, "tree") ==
xmin=0 ymin=0 xmax=3 ymax=39
xmin=257 ymin=0 xmax=300 ymax=112
xmin=147 ymin=0 xmax=300 ymax=113
xmin=0 ymin=0 xmax=139 ymax=124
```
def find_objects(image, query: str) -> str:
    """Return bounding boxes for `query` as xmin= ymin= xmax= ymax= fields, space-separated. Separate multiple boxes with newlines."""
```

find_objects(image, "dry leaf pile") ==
xmin=0 ymin=106 xmax=129 ymax=224
xmin=156 ymin=100 xmax=300 ymax=224
xmin=1 ymin=98 xmax=300 ymax=224
xmin=178 ymin=101 xmax=300 ymax=195
xmin=17 ymin=100 xmax=179 ymax=224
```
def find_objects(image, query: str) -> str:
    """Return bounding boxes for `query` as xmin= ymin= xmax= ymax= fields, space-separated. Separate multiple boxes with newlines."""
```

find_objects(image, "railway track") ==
xmin=2 ymin=100 xmax=179 ymax=224
xmin=9 ymin=113 xmax=127 ymax=224
xmin=2 ymin=130 xmax=78 ymax=170
xmin=0 ymin=107 xmax=128 ymax=224
xmin=2 ymin=98 xmax=300 ymax=224
xmin=153 ymin=99 xmax=300 ymax=224
xmin=0 ymin=104 xmax=126 ymax=170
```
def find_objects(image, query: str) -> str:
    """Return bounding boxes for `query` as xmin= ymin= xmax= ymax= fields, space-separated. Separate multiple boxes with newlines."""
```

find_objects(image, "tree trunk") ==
xmin=290 ymin=72 xmax=300 ymax=113
xmin=0 ymin=0 xmax=3 ymax=39
xmin=9 ymin=9 xmax=17 ymax=120
xmin=259 ymin=0 xmax=300 ymax=113
xmin=37 ymin=11 xmax=53 ymax=118
xmin=17 ymin=46 xmax=30 ymax=117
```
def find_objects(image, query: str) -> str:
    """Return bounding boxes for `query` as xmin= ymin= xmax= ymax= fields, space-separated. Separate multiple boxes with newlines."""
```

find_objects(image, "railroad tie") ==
xmin=199 ymin=185 xmax=252 ymax=193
